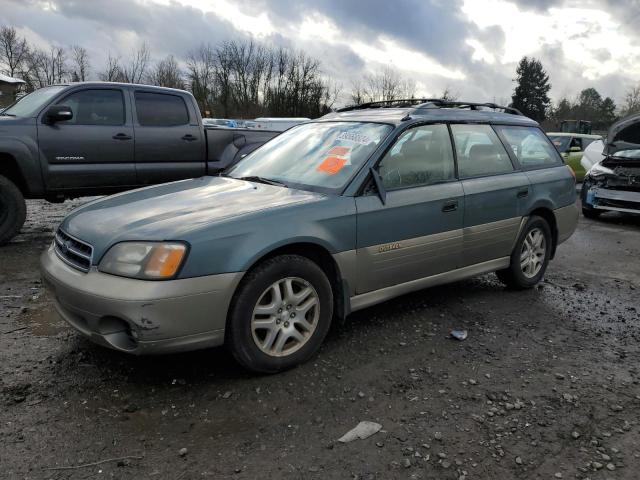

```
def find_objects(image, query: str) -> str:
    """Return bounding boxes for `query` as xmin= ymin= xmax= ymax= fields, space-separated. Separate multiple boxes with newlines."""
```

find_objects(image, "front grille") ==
xmin=54 ymin=229 xmax=93 ymax=272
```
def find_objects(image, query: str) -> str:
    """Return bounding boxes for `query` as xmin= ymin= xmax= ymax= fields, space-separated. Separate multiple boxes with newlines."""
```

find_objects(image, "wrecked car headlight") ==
xmin=99 ymin=242 xmax=188 ymax=280
xmin=588 ymin=162 xmax=614 ymax=177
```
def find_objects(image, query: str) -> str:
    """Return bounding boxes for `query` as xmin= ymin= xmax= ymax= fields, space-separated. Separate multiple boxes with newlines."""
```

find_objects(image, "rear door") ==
xmin=356 ymin=123 xmax=464 ymax=293
xmin=132 ymin=90 xmax=205 ymax=184
xmin=38 ymin=87 xmax=136 ymax=190
xmin=451 ymin=123 xmax=530 ymax=267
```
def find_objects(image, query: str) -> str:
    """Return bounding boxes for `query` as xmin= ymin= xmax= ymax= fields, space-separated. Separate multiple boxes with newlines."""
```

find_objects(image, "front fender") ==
xmin=0 ymin=129 xmax=43 ymax=196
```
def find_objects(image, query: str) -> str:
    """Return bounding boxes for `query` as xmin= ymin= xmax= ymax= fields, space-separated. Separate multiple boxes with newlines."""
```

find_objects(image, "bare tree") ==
xmin=99 ymin=53 xmax=123 ymax=82
xmin=441 ymin=86 xmax=459 ymax=102
xmin=622 ymin=85 xmax=640 ymax=117
xmin=186 ymin=44 xmax=217 ymax=115
xmin=349 ymin=79 xmax=366 ymax=105
xmin=0 ymin=26 xmax=29 ymax=78
xmin=120 ymin=43 xmax=150 ymax=83
xmin=70 ymin=45 xmax=90 ymax=82
xmin=353 ymin=66 xmax=415 ymax=103
xmin=147 ymin=55 xmax=184 ymax=88
xmin=23 ymin=46 xmax=67 ymax=89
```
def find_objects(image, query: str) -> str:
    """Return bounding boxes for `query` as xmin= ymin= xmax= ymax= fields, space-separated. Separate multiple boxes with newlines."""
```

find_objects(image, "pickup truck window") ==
xmin=2 ymin=85 xmax=66 ymax=117
xmin=55 ymin=89 xmax=125 ymax=126
xmin=228 ymin=121 xmax=393 ymax=193
xmin=135 ymin=92 xmax=189 ymax=127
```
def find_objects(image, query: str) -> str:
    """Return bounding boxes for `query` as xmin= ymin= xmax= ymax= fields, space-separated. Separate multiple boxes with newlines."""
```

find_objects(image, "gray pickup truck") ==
xmin=0 ymin=82 xmax=279 ymax=244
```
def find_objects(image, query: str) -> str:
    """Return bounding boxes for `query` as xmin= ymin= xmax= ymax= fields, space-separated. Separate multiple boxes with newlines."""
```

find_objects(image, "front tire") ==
xmin=226 ymin=255 xmax=333 ymax=373
xmin=0 ymin=175 xmax=26 ymax=246
xmin=496 ymin=215 xmax=552 ymax=289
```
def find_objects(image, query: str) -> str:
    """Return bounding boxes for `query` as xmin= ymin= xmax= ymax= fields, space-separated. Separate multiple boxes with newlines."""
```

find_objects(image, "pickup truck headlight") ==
xmin=99 ymin=242 xmax=187 ymax=280
xmin=588 ymin=162 xmax=614 ymax=177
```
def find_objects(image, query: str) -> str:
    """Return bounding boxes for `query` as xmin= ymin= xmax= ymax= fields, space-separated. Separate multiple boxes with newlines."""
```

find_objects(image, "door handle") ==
xmin=442 ymin=200 xmax=458 ymax=212
xmin=112 ymin=133 xmax=132 ymax=140
xmin=517 ymin=188 xmax=529 ymax=198
xmin=182 ymin=134 xmax=197 ymax=142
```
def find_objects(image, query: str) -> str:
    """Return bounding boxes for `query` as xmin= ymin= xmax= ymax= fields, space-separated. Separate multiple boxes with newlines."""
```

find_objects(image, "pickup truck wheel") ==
xmin=227 ymin=254 xmax=333 ymax=373
xmin=496 ymin=215 xmax=552 ymax=290
xmin=0 ymin=175 xmax=26 ymax=246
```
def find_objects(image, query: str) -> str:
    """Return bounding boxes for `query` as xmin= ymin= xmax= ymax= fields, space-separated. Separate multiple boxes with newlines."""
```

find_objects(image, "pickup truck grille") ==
xmin=54 ymin=229 xmax=93 ymax=272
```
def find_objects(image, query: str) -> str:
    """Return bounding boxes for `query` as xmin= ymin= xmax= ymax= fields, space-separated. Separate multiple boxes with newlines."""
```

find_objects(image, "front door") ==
xmin=132 ymin=90 xmax=205 ymax=184
xmin=38 ymin=87 xmax=136 ymax=190
xmin=355 ymin=124 xmax=464 ymax=294
xmin=450 ymin=123 xmax=530 ymax=267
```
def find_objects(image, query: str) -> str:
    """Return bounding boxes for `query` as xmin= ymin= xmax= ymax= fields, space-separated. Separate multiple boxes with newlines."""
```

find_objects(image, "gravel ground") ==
xmin=1 ymin=199 xmax=639 ymax=479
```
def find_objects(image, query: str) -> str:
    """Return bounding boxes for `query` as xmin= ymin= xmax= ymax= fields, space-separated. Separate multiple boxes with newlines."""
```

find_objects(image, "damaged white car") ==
xmin=581 ymin=114 xmax=640 ymax=218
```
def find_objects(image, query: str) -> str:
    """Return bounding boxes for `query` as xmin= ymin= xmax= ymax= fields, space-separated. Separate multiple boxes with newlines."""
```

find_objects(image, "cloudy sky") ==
xmin=2 ymin=0 xmax=640 ymax=107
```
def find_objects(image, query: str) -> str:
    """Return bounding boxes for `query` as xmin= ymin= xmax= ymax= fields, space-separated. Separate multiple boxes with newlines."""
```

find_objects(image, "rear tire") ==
xmin=226 ymin=255 xmax=333 ymax=373
xmin=0 ymin=175 xmax=26 ymax=246
xmin=496 ymin=215 xmax=552 ymax=289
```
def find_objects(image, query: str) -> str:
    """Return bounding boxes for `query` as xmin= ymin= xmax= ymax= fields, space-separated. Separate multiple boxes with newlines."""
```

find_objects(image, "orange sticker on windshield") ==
xmin=328 ymin=146 xmax=351 ymax=157
xmin=317 ymin=156 xmax=347 ymax=175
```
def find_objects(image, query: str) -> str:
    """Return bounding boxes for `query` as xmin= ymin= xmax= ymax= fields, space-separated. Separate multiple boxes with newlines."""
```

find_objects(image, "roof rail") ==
xmin=337 ymin=98 xmax=523 ymax=116
xmin=337 ymin=98 xmax=442 ymax=112
xmin=417 ymin=100 xmax=523 ymax=116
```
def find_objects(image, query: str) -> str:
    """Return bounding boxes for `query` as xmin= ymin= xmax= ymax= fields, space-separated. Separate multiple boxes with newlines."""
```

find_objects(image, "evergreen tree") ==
xmin=511 ymin=57 xmax=551 ymax=122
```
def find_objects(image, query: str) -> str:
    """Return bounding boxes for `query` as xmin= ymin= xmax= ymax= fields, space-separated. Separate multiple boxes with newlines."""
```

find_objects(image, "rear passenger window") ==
xmin=135 ymin=92 xmax=189 ymax=126
xmin=496 ymin=126 xmax=560 ymax=168
xmin=451 ymin=124 xmax=514 ymax=177
xmin=378 ymin=124 xmax=455 ymax=190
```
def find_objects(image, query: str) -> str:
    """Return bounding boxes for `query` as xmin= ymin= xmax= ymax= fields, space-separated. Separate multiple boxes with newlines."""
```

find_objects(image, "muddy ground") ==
xmin=1 ymin=199 xmax=639 ymax=480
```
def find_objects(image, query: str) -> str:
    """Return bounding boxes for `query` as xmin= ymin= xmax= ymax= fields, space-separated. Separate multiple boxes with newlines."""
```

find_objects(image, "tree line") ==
xmin=511 ymin=56 xmax=639 ymax=131
xmin=1 ymin=24 xmax=639 ymax=127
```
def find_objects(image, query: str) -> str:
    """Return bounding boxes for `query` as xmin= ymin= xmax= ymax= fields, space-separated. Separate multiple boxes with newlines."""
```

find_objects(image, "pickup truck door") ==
xmin=355 ymin=124 xmax=464 ymax=294
xmin=131 ymin=90 xmax=205 ymax=185
xmin=37 ymin=87 xmax=136 ymax=190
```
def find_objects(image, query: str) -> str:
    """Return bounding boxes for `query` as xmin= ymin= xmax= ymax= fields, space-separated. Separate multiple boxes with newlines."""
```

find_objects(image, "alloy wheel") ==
xmin=251 ymin=277 xmax=320 ymax=357
xmin=520 ymin=227 xmax=546 ymax=279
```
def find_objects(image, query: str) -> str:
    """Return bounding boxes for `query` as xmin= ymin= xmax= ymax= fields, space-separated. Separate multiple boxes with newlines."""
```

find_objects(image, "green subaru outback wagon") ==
xmin=41 ymin=99 xmax=579 ymax=372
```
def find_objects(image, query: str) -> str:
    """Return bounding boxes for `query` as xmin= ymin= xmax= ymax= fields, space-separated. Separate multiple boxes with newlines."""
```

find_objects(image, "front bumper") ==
xmin=40 ymin=244 xmax=244 ymax=354
xmin=585 ymin=186 xmax=640 ymax=214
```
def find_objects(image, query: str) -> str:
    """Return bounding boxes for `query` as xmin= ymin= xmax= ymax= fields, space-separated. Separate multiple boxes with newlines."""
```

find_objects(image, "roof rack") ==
xmin=337 ymin=98 xmax=523 ymax=116
xmin=337 ymin=98 xmax=440 ymax=112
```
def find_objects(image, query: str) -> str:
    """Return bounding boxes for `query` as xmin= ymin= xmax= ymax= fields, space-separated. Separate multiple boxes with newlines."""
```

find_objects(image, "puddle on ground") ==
xmin=16 ymin=304 xmax=68 ymax=336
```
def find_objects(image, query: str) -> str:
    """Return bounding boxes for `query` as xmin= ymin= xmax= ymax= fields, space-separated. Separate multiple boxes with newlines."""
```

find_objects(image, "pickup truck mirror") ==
xmin=44 ymin=105 xmax=73 ymax=124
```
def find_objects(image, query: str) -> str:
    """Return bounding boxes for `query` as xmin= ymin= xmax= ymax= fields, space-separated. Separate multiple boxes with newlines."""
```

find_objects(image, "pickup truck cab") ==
xmin=0 ymin=82 xmax=278 ymax=244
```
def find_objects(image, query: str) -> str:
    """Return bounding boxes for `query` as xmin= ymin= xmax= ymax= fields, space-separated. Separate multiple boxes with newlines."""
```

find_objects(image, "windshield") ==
xmin=548 ymin=135 xmax=570 ymax=152
xmin=228 ymin=121 xmax=393 ymax=192
xmin=2 ymin=86 xmax=66 ymax=117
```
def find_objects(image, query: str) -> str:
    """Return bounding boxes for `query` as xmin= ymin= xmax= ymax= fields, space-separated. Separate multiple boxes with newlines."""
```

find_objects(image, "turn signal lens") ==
xmin=144 ymin=244 xmax=186 ymax=278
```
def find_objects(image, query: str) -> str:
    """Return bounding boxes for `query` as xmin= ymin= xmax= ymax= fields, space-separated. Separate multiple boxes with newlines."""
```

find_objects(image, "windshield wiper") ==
xmin=238 ymin=176 xmax=287 ymax=187
xmin=0 ymin=112 xmax=15 ymax=117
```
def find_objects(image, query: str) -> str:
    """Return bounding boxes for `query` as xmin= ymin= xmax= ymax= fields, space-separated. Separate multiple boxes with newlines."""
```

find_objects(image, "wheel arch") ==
xmin=234 ymin=241 xmax=350 ymax=324
xmin=0 ymin=152 xmax=28 ymax=194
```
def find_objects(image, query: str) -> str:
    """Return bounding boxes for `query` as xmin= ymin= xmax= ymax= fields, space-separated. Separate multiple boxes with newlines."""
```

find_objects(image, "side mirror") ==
xmin=44 ymin=105 xmax=73 ymax=124
xmin=569 ymin=146 xmax=582 ymax=152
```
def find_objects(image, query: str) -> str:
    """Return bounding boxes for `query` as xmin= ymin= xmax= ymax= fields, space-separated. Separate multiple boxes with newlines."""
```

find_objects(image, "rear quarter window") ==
xmin=496 ymin=126 xmax=561 ymax=169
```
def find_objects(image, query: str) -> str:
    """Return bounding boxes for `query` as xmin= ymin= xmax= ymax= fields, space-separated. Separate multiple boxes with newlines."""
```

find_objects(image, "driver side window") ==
xmin=378 ymin=124 xmax=455 ymax=190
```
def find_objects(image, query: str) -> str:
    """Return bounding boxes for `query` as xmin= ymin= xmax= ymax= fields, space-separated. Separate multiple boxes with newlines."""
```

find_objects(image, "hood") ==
xmin=605 ymin=113 xmax=640 ymax=157
xmin=62 ymin=176 xmax=325 ymax=257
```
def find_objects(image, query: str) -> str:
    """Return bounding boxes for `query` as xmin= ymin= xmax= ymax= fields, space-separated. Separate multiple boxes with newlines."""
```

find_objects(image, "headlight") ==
xmin=99 ymin=242 xmax=188 ymax=280
xmin=588 ymin=162 xmax=614 ymax=177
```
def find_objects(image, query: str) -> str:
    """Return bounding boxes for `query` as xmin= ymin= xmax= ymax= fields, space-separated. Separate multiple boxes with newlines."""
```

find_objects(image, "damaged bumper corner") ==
xmin=585 ymin=186 xmax=640 ymax=214
xmin=40 ymin=244 xmax=244 ymax=355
